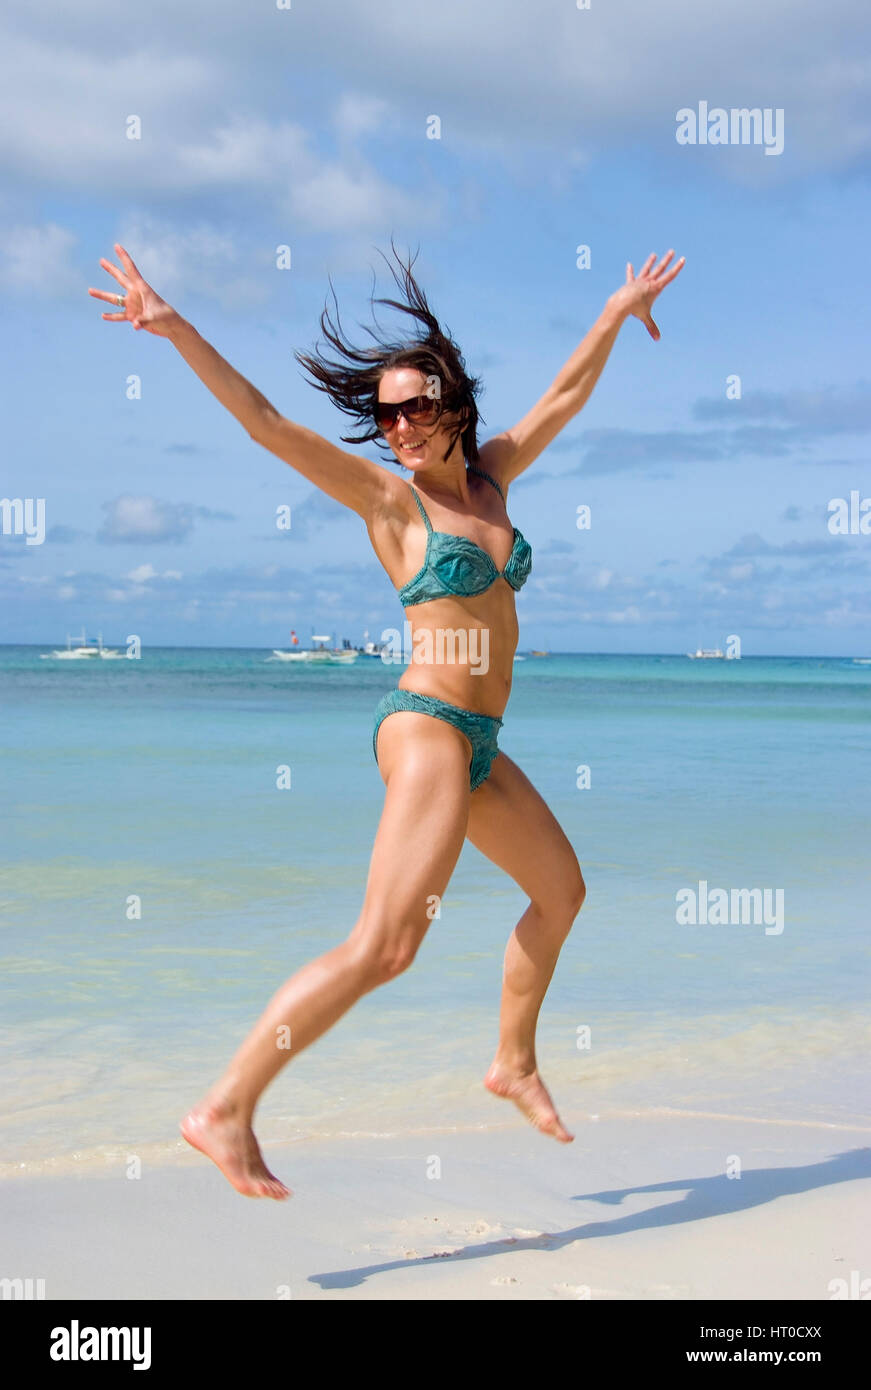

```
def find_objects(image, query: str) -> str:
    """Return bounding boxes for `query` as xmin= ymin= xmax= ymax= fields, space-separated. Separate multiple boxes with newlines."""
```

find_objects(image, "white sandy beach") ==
xmin=3 ymin=1109 xmax=869 ymax=1301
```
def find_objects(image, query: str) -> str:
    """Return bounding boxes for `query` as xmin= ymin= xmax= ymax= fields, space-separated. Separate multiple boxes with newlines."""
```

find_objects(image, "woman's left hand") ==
xmin=612 ymin=250 xmax=686 ymax=341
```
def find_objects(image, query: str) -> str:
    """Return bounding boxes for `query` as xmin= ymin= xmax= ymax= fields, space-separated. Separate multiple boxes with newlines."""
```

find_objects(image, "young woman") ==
xmin=89 ymin=242 xmax=684 ymax=1199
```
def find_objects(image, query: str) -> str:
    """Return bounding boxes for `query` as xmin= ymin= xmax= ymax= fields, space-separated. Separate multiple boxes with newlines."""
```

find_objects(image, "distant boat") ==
xmin=513 ymin=654 xmax=526 ymax=662
xmin=270 ymin=632 xmax=358 ymax=665
xmin=41 ymin=629 xmax=121 ymax=660
xmin=529 ymin=650 xmax=549 ymax=657
xmin=852 ymin=658 xmax=871 ymax=665
xmin=687 ymin=648 xmax=725 ymax=660
xmin=357 ymin=630 xmax=389 ymax=659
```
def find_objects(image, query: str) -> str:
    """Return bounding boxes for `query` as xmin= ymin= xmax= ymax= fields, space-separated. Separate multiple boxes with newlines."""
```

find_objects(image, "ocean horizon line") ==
xmin=2 ymin=642 xmax=869 ymax=660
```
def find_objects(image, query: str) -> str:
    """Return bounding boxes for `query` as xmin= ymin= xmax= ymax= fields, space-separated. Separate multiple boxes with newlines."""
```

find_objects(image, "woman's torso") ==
xmin=367 ymin=466 xmax=528 ymax=717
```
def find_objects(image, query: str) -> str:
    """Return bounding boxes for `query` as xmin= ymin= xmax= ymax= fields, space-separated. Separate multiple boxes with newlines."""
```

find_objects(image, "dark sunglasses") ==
xmin=373 ymin=395 xmax=442 ymax=433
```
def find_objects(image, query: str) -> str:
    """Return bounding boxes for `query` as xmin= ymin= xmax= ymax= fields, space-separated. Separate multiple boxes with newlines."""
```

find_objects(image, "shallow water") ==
xmin=2 ymin=647 xmax=869 ymax=1172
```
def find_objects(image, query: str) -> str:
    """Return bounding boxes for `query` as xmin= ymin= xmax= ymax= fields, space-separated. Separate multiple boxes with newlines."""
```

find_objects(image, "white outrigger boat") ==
xmin=270 ymin=632 xmax=358 ymax=664
xmin=357 ymin=630 xmax=389 ymax=659
xmin=687 ymin=647 xmax=725 ymax=660
xmin=42 ymin=629 xmax=122 ymax=660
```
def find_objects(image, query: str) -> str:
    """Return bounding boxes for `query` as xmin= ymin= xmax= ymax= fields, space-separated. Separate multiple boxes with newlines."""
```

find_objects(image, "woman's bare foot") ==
xmin=180 ymin=1098 xmax=291 ymax=1199
xmin=484 ymin=1060 xmax=574 ymax=1142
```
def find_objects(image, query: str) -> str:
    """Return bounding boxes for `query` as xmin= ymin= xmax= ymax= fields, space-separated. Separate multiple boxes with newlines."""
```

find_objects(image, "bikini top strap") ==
xmin=407 ymin=482 xmax=433 ymax=533
xmin=467 ymin=463 xmax=505 ymax=502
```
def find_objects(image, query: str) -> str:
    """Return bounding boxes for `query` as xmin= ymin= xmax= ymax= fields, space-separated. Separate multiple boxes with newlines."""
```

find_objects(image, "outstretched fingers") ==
xmin=631 ymin=250 xmax=687 ymax=293
xmin=89 ymin=287 xmax=124 ymax=304
xmin=114 ymin=243 xmax=142 ymax=278
xmin=88 ymin=283 xmax=128 ymax=323
xmin=98 ymin=256 xmax=128 ymax=289
xmin=652 ymin=249 xmax=675 ymax=277
xmin=648 ymin=249 xmax=686 ymax=291
xmin=622 ymin=249 xmax=686 ymax=340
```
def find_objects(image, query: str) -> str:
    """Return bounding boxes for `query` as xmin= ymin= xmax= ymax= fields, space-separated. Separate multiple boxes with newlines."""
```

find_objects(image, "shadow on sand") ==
xmin=309 ymin=1147 xmax=871 ymax=1290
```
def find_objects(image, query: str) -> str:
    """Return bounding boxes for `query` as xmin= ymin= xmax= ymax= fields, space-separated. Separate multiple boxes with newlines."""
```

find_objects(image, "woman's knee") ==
xmin=534 ymin=859 xmax=586 ymax=926
xmin=346 ymin=916 xmax=427 ymax=987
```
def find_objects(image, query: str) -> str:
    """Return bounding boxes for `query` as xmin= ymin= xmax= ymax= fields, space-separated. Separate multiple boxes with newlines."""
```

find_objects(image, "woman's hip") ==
xmin=372 ymin=689 xmax=504 ymax=792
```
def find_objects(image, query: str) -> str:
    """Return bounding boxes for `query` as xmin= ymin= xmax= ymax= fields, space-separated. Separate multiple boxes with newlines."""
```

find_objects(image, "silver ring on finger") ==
xmin=116 ymin=294 xmax=126 ymax=307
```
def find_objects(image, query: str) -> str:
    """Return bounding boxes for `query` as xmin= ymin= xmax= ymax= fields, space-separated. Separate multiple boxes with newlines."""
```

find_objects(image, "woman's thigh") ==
xmin=350 ymin=712 xmax=473 ymax=975
xmin=466 ymin=751 xmax=585 ymax=917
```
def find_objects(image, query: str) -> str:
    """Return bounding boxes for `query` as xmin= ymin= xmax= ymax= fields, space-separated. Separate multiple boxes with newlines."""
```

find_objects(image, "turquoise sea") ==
xmin=1 ymin=647 xmax=869 ymax=1174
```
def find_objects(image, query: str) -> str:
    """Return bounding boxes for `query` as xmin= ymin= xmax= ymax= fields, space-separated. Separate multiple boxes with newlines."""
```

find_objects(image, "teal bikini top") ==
xmin=397 ymin=464 xmax=532 ymax=608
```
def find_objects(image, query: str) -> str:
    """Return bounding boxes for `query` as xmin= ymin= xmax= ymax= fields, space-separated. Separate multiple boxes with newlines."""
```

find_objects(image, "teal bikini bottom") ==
xmin=372 ymin=689 xmax=503 ymax=791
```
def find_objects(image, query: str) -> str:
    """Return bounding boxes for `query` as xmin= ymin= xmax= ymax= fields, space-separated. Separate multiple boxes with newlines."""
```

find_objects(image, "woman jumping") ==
xmin=89 ymin=242 xmax=684 ymax=1199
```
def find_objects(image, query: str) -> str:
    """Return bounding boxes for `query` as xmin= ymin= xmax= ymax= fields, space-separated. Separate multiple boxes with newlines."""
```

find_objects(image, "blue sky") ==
xmin=1 ymin=0 xmax=869 ymax=654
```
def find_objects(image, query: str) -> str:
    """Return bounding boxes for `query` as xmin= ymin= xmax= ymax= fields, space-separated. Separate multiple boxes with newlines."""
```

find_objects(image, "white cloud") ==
xmin=114 ymin=214 xmax=269 ymax=311
xmin=2 ymin=0 xmax=865 ymax=210
xmin=0 ymin=32 xmax=215 ymax=189
xmin=173 ymin=116 xmax=314 ymax=190
xmin=333 ymin=93 xmax=391 ymax=141
xmin=605 ymin=606 xmax=642 ymax=624
xmin=0 ymin=223 xmax=78 ymax=295
xmin=0 ymin=29 xmax=439 ymax=239
xmin=287 ymin=162 xmax=433 ymax=233
xmin=98 ymin=496 xmax=193 ymax=545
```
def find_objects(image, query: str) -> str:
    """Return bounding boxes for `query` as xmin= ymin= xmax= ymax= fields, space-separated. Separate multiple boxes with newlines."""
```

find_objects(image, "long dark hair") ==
xmin=294 ymin=240 xmax=483 ymax=467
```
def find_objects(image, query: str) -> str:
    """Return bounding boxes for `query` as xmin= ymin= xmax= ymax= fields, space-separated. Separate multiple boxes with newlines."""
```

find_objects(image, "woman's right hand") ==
xmin=88 ymin=243 xmax=181 ymax=336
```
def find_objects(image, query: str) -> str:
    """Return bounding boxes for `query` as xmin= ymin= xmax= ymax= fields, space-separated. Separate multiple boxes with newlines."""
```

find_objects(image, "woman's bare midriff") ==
xmin=396 ymin=585 xmax=518 ymax=716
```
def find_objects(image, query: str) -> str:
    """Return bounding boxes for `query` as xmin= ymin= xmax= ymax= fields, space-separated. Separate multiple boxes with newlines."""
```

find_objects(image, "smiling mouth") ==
xmin=400 ymin=440 xmax=426 ymax=451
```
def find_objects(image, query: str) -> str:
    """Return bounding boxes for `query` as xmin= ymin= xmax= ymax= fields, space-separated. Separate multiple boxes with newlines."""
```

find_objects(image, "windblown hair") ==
xmin=294 ymin=240 xmax=483 ymax=466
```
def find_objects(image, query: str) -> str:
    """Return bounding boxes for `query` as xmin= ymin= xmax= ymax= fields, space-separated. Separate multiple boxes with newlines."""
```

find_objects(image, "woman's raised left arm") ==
xmin=478 ymin=250 xmax=685 ymax=488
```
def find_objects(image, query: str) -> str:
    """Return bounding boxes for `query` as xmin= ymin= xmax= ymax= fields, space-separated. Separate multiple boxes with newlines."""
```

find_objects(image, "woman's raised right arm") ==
xmin=88 ymin=244 xmax=391 ymax=520
xmin=167 ymin=318 xmax=391 ymax=518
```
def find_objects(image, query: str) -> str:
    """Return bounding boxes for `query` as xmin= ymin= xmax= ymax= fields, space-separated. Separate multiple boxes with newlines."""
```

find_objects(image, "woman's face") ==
xmin=376 ymin=366 xmax=458 ymax=467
